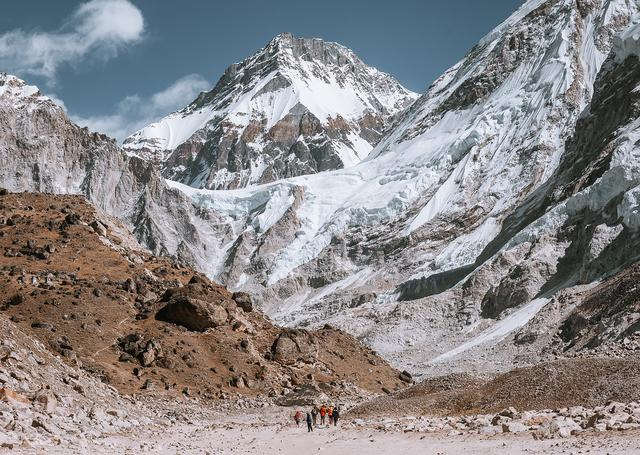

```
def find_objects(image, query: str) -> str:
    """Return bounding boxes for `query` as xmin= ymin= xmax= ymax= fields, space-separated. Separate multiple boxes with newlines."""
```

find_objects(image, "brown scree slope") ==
xmin=0 ymin=191 xmax=405 ymax=401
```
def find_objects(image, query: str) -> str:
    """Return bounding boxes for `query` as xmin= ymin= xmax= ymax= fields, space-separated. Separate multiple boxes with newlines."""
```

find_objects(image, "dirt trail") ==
xmin=34 ymin=409 xmax=640 ymax=455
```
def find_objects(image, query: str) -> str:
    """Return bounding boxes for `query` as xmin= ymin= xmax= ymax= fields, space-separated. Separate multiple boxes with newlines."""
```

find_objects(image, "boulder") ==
xmin=89 ymin=406 xmax=108 ymax=423
xmin=502 ymin=421 xmax=527 ymax=433
xmin=567 ymin=406 xmax=587 ymax=419
xmin=188 ymin=275 xmax=208 ymax=285
xmin=546 ymin=417 xmax=582 ymax=438
xmin=8 ymin=294 xmax=23 ymax=306
xmin=141 ymin=350 xmax=156 ymax=367
xmin=0 ymin=388 xmax=29 ymax=406
xmin=107 ymin=409 xmax=127 ymax=419
xmin=604 ymin=412 xmax=633 ymax=430
xmin=469 ymin=416 xmax=492 ymax=429
xmin=275 ymin=384 xmax=329 ymax=407
xmin=230 ymin=314 xmax=255 ymax=334
xmin=156 ymin=297 xmax=228 ymax=331
xmin=349 ymin=292 xmax=377 ymax=308
xmin=119 ymin=353 xmax=135 ymax=363
xmin=271 ymin=329 xmax=318 ymax=365
xmin=31 ymin=321 xmax=54 ymax=331
xmin=399 ymin=370 xmax=413 ymax=383
xmin=124 ymin=278 xmax=137 ymax=293
xmin=90 ymin=220 xmax=107 ymax=236
xmin=139 ymin=340 xmax=162 ymax=366
xmin=514 ymin=330 xmax=538 ymax=345
xmin=498 ymin=407 xmax=520 ymax=419
xmin=64 ymin=212 xmax=80 ymax=225
xmin=239 ymin=339 xmax=251 ymax=351
xmin=491 ymin=415 xmax=512 ymax=426
xmin=34 ymin=391 xmax=57 ymax=413
xmin=229 ymin=376 xmax=245 ymax=388
xmin=232 ymin=292 xmax=253 ymax=312
xmin=606 ymin=401 xmax=628 ymax=414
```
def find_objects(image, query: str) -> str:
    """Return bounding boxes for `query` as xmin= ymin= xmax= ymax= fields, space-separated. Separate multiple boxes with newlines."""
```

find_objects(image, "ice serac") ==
xmin=123 ymin=33 xmax=418 ymax=189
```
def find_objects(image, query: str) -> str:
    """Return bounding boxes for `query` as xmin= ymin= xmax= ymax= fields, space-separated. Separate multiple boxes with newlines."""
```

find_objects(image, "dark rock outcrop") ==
xmin=271 ymin=329 xmax=318 ymax=365
xmin=232 ymin=292 xmax=253 ymax=312
xmin=156 ymin=297 xmax=228 ymax=332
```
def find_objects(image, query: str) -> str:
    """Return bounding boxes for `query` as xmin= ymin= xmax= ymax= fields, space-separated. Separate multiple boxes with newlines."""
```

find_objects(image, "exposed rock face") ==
xmin=156 ymin=297 xmax=228 ymax=331
xmin=271 ymin=329 xmax=318 ymax=365
xmin=558 ymin=259 xmax=640 ymax=351
xmin=232 ymin=292 xmax=254 ymax=312
xmin=0 ymin=72 xmax=234 ymax=280
xmin=123 ymin=33 xmax=418 ymax=189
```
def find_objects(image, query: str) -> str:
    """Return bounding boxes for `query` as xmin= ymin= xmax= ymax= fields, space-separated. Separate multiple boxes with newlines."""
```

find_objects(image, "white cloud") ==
xmin=71 ymin=74 xmax=210 ymax=142
xmin=0 ymin=0 xmax=144 ymax=82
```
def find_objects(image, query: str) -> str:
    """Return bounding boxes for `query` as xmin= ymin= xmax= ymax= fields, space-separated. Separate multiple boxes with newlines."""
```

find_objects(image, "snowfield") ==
xmin=430 ymin=298 xmax=550 ymax=363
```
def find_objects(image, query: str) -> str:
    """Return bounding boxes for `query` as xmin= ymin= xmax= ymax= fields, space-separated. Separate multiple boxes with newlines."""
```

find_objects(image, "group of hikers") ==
xmin=293 ymin=404 xmax=341 ymax=432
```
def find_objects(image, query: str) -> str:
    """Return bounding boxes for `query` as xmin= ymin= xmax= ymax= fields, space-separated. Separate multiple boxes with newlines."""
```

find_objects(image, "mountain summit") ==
xmin=123 ymin=33 xmax=418 ymax=189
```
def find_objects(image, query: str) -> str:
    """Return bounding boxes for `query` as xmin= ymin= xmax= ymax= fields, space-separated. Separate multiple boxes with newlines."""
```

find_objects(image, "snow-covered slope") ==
xmin=123 ymin=33 xmax=418 ymax=189
xmin=154 ymin=0 xmax=640 ymax=373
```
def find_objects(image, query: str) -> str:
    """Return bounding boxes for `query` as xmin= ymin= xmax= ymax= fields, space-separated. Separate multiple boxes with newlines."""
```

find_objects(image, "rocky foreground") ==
xmin=4 ymin=397 xmax=640 ymax=454
xmin=351 ymin=402 xmax=640 ymax=440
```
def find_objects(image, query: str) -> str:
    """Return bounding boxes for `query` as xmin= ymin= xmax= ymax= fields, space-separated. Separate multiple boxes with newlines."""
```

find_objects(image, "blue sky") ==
xmin=0 ymin=0 xmax=524 ymax=140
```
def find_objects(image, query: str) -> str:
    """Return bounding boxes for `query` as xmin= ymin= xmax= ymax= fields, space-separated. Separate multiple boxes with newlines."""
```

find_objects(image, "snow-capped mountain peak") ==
xmin=0 ymin=73 xmax=57 ymax=110
xmin=123 ymin=33 xmax=418 ymax=189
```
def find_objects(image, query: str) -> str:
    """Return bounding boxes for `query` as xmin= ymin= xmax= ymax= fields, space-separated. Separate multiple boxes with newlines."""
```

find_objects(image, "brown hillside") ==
xmin=350 ymin=356 xmax=640 ymax=418
xmin=0 ymin=191 xmax=404 ymax=401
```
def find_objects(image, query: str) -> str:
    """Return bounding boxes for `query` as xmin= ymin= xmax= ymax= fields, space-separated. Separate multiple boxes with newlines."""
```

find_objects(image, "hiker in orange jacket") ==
xmin=320 ymin=404 xmax=327 ymax=425
xmin=327 ymin=406 xmax=334 ymax=425
xmin=294 ymin=410 xmax=303 ymax=427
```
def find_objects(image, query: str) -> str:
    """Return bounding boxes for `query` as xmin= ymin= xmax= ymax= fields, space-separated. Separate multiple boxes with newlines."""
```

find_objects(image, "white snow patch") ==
xmin=123 ymin=36 xmax=418 ymax=169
